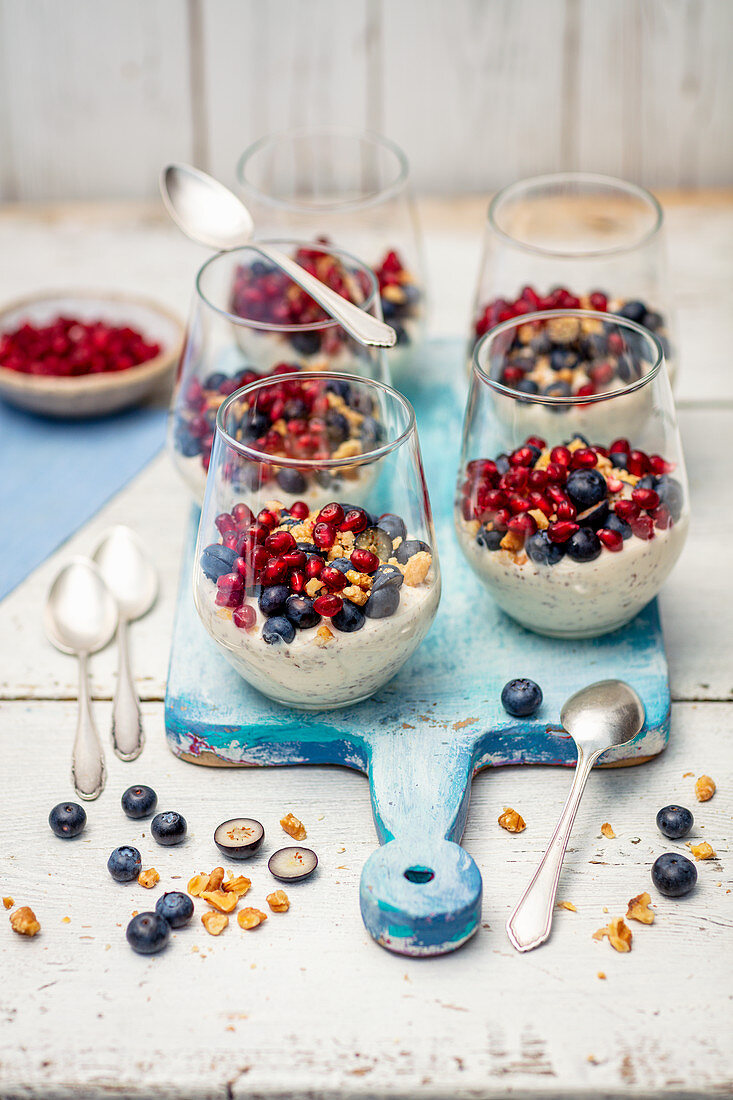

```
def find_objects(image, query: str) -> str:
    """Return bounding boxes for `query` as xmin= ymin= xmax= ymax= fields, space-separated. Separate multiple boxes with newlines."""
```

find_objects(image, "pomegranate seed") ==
xmin=313 ymin=593 xmax=343 ymax=617
xmin=525 ymin=435 xmax=546 ymax=450
xmin=520 ymin=285 xmax=540 ymax=308
xmin=480 ymin=488 xmax=508 ymax=512
xmin=608 ymin=332 xmax=625 ymax=355
xmin=528 ymin=469 xmax=548 ymax=490
xmin=570 ymin=448 xmax=598 ymax=469
xmin=321 ymin=566 xmax=348 ymax=592
xmin=233 ymin=604 xmax=256 ymax=630
xmin=509 ymin=495 xmax=531 ymax=514
xmin=467 ymin=458 xmax=498 ymax=480
xmin=317 ymin=502 xmax=345 ymax=526
xmin=593 ymin=445 xmax=609 ymax=458
xmin=545 ymin=462 xmax=567 ymax=484
xmin=494 ymin=508 xmax=511 ymax=530
xmin=257 ymin=509 xmax=279 ymax=529
xmin=614 ymin=499 xmax=639 ymax=522
xmin=576 ymin=383 xmax=596 ymax=398
xmin=609 ymin=439 xmax=630 ymax=455
xmin=548 ymin=521 xmax=579 ymax=543
xmin=252 ymin=546 xmax=269 ymax=570
xmin=507 ymin=513 xmax=537 ymax=538
xmin=289 ymin=500 xmax=310 ymax=520
xmin=589 ymin=291 xmax=608 ymax=311
xmin=339 ymin=508 xmax=368 ymax=533
xmin=232 ymin=503 xmax=254 ymax=527
xmin=305 ymin=555 xmax=324 ymax=578
xmin=350 ymin=548 xmax=380 ymax=573
xmin=280 ymin=550 xmax=306 ymax=571
xmin=290 ymin=570 xmax=305 ymax=593
xmin=503 ymin=367 xmax=523 ymax=385
xmin=461 ymin=497 xmax=476 ymax=522
xmin=502 ymin=466 xmax=529 ymax=491
xmin=607 ymin=477 xmax=624 ymax=494
xmin=510 ymin=446 xmax=536 ymax=467
xmin=262 ymin=558 xmax=289 ymax=585
xmin=547 ymin=485 xmax=569 ymax=506
xmin=528 ymin=491 xmax=553 ymax=517
xmin=630 ymin=514 xmax=655 ymax=540
xmin=215 ymin=573 xmax=244 ymax=608
xmin=313 ymin=522 xmax=337 ymax=549
xmin=222 ymin=531 xmax=239 ymax=550
xmin=264 ymin=530 xmax=296 ymax=554
xmin=589 ymin=362 xmax=614 ymax=386
xmin=556 ymin=500 xmax=577 ymax=521
xmin=550 ymin=446 xmax=572 ymax=467
xmin=247 ymin=523 xmax=268 ymax=544
xmin=598 ymin=527 xmax=623 ymax=551
xmin=627 ymin=450 xmax=650 ymax=476
xmin=650 ymin=454 xmax=674 ymax=475
xmin=652 ymin=505 xmax=673 ymax=530
xmin=216 ymin=513 xmax=236 ymax=535
xmin=234 ymin=556 xmax=248 ymax=577
xmin=632 ymin=487 xmax=660 ymax=511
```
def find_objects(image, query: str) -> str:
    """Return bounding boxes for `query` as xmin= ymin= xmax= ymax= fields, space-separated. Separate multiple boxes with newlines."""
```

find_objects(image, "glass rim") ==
xmin=472 ymin=309 xmax=665 ymax=406
xmin=215 ymin=370 xmax=417 ymax=469
xmin=487 ymin=172 xmax=664 ymax=259
xmin=236 ymin=125 xmax=410 ymax=213
xmin=195 ymin=239 xmax=380 ymax=333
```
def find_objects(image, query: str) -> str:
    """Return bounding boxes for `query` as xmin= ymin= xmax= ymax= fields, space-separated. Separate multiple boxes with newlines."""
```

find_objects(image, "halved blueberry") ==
xmin=355 ymin=527 xmax=393 ymax=562
xmin=395 ymin=538 xmax=430 ymax=564
xmin=364 ymin=585 xmax=400 ymax=619
xmin=576 ymin=500 xmax=609 ymax=530
xmin=121 ymin=785 xmax=157 ymax=820
xmin=126 ymin=912 xmax=171 ymax=954
xmin=155 ymin=891 xmax=194 ymax=929
xmin=268 ymin=846 xmax=318 ymax=882
xmin=214 ymin=817 xmax=265 ymax=860
xmin=49 ymin=802 xmax=87 ymax=839
xmin=151 ymin=811 xmax=187 ymax=847
xmin=377 ymin=513 xmax=407 ymax=542
xmin=262 ymin=616 xmax=295 ymax=644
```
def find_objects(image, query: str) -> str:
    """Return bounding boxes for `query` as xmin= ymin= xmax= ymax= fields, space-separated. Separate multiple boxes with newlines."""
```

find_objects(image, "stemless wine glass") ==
xmin=469 ymin=173 xmax=677 ymax=384
xmin=236 ymin=126 xmax=427 ymax=377
xmin=455 ymin=312 xmax=689 ymax=639
xmin=194 ymin=372 xmax=441 ymax=709
xmin=168 ymin=239 xmax=389 ymax=499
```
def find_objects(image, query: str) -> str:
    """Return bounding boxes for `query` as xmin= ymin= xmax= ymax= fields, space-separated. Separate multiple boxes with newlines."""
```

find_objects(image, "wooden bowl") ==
xmin=0 ymin=291 xmax=185 ymax=418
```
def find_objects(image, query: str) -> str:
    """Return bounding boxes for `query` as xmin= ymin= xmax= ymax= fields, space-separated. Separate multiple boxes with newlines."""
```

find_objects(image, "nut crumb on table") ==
xmin=498 ymin=807 xmax=526 ymax=833
xmin=266 ymin=890 xmax=290 ymax=912
xmin=10 ymin=906 xmax=40 ymax=937
xmin=695 ymin=775 xmax=716 ymax=801
xmin=138 ymin=868 xmax=159 ymax=889
xmin=223 ymin=874 xmax=251 ymax=897
xmin=2 ymin=897 xmax=13 ymax=909
xmin=593 ymin=917 xmax=632 ymax=952
xmin=626 ymin=892 xmax=655 ymax=924
xmin=202 ymin=889 xmax=238 ymax=913
xmin=238 ymin=907 xmax=268 ymax=930
xmin=601 ymin=822 xmax=616 ymax=839
xmin=687 ymin=841 xmax=716 ymax=860
xmin=201 ymin=911 xmax=228 ymax=936
xmin=556 ymin=900 xmax=577 ymax=911
xmin=281 ymin=812 xmax=307 ymax=840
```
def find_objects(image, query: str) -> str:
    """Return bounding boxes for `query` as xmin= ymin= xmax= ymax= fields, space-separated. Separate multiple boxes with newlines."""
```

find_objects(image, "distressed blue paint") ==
xmin=164 ymin=338 xmax=672 ymax=957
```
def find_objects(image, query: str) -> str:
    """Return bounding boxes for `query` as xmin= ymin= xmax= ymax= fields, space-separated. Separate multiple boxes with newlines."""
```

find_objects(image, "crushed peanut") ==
xmin=403 ymin=551 xmax=432 ymax=586
xmin=2 ymin=897 xmax=13 ymax=909
xmin=10 ymin=906 xmax=40 ymax=937
xmin=266 ymin=890 xmax=290 ymax=913
xmin=498 ymin=807 xmax=526 ymax=833
xmin=500 ymin=530 xmax=524 ymax=553
xmin=597 ymin=972 xmax=607 ymax=980
xmin=556 ymin=901 xmax=577 ymax=912
xmin=593 ymin=917 xmax=632 ymax=952
xmin=138 ymin=868 xmax=160 ymax=889
xmin=188 ymin=872 xmax=210 ymax=897
xmin=280 ymin=812 xmax=307 ymax=841
xmin=201 ymin=910 xmax=228 ymax=936
xmin=202 ymin=889 xmax=238 ymax=913
xmin=315 ymin=624 xmax=334 ymax=647
xmin=626 ymin=892 xmax=655 ymax=924
xmin=222 ymin=874 xmax=251 ymax=897
xmin=208 ymin=867 xmax=225 ymax=891
xmin=601 ymin=823 xmax=616 ymax=839
xmin=528 ymin=508 xmax=549 ymax=531
xmin=342 ymin=584 xmax=368 ymax=606
xmin=305 ymin=578 xmax=323 ymax=598
xmin=346 ymin=569 xmax=372 ymax=590
xmin=695 ymin=775 xmax=716 ymax=802
xmin=687 ymin=841 xmax=716 ymax=860
xmin=237 ymin=907 xmax=268 ymax=930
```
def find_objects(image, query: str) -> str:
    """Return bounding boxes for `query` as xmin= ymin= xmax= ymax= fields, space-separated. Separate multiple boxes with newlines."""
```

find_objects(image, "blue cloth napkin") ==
xmin=0 ymin=401 xmax=168 ymax=600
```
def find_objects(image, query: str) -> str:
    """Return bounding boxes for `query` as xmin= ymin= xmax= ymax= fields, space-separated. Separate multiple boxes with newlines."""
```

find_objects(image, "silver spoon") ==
xmin=44 ymin=559 xmax=118 ymax=800
xmin=92 ymin=526 xmax=157 ymax=762
xmin=160 ymin=163 xmax=396 ymax=350
xmin=506 ymin=680 xmax=645 ymax=953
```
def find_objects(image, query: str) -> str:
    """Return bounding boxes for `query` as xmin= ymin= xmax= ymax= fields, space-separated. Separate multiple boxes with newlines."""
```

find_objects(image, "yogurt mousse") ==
xmin=456 ymin=434 xmax=687 ymax=638
xmin=196 ymin=498 xmax=440 ymax=708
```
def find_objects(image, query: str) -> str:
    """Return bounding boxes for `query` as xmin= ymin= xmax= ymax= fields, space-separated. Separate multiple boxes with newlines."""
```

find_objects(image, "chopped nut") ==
xmin=346 ymin=569 xmax=372 ymax=590
xmin=208 ymin=867 xmax=225 ymax=891
xmin=593 ymin=917 xmax=632 ymax=952
xmin=138 ymin=868 xmax=160 ymax=889
xmin=601 ymin=822 xmax=616 ymax=839
xmin=305 ymin=578 xmax=323 ymax=598
xmin=403 ymin=551 xmax=431 ymax=586
xmin=528 ymin=508 xmax=549 ymax=531
xmin=280 ymin=812 xmax=307 ymax=841
xmin=2 ymin=897 xmax=13 ymax=910
xmin=342 ymin=584 xmax=368 ymax=606
xmin=498 ymin=807 xmax=526 ymax=833
xmin=547 ymin=316 xmax=580 ymax=344
xmin=202 ymin=889 xmax=238 ymax=913
xmin=237 ymin=907 xmax=268 ymax=930
xmin=61 ymin=916 xmax=70 ymax=924
xmin=222 ymin=874 xmax=251 ymax=897
xmin=333 ymin=439 xmax=361 ymax=460
xmin=556 ymin=900 xmax=577 ymax=912
xmin=315 ymin=624 xmax=334 ymax=647
xmin=266 ymin=890 xmax=290 ymax=913
xmin=201 ymin=910 xmax=228 ymax=936
xmin=10 ymin=906 xmax=40 ymax=937
xmin=500 ymin=530 xmax=524 ymax=553
xmin=687 ymin=841 xmax=716 ymax=860
xmin=188 ymin=873 xmax=210 ymax=897
xmin=597 ymin=971 xmax=607 ymax=980
xmin=626 ymin=892 xmax=655 ymax=924
xmin=695 ymin=775 xmax=716 ymax=802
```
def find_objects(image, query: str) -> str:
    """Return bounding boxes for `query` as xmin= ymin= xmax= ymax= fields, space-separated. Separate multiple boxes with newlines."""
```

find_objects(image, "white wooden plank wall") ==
xmin=0 ymin=0 xmax=731 ymax=201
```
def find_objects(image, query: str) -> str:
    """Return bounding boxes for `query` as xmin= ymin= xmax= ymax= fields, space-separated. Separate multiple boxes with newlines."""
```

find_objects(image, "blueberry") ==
xmin=550 ymin=348 xmax=577 ymax=372
xmin=576 ymin=499 xmax=609 ymax=530
xmin=290 ymin=332 xmax=321 ymax=357
xmin=326 ymin=379 xmax=351 ymax=401
xmin=651 ymin=852 xmax=697 ymax=897
xmin=108 ymin=845 xmax=142 ymax=882
xmin=364 ymin=584 xmax=400 ymax=619
xmin=605 ymin=513 xmax=632 ymax=540
xmin=616 ymin=353 xmax=639 ymax=382
xmin=283 ymin=398 xmax=308 ymax=420
xmin=262 ymin=616 xmax=295 ymax=645
xmin=395 ymin=538 xmax=430 ymax=564
xmin=325 ymin=410 xmax=350 ymax=445
xmin=276 ymin=468 xmax=307 ymax=494
xmin=530 ymin=333 xmax=552 ymax=355
xmin=618 ymin=300 xmax=647 ymax=324
xmin=332 ymin=601 xmax=365 ymax=633
xmin=393 ymin=323 xmax=409 ymax=346
xmin=205 ymin=371 xmax=227 ymax=391
xmin=251 ymin=260 xmax=273 ymax=278
xmin=175 ymin=428 xmax=202 ymax=457
xmin=377 ymin=513 xmax=407 ymax=542
xmin=151 ymin=811 xmax=187 ymax=847
xmin=155 ymin=891 xmax=194 ymax=929
xmin=655 ymin=475 xmax=684 ymax=522
xmin=501 ymin=678 xmax=543 ymax=717
xmin=241 ymin=409 xmax=270 ymax=441
xmin=355 ymin=527 xmax=394 ymax=561
xmin=360 ymin=415 xmax=382 ymax=449
xmin=297 ymin=541 xmax=319 ymax=555
xmin=121 ymin=785 xmax=158 ymax=820
xmin=285 ymin=595 xmax=320 ymax=629
xmin=544 ymin=381 xmax=571 ymax=406
xmin=48 ymin=802 xmax=86 ymax=839
xmin=328 ymin=557 xmax=353 ymax=574
xmin=495 ymin=454 xmax=510 ymax=474
xmin=200 ymin=544 xmax=238 ymax=582
xmin=566 ymin=527 xmax=601 ymax=562
xmin=610 ymin=452 xmax=628 ymax=470
xmin=477 ymin=528 xmax=504 ymax=552
xmin=643 ymin=310 xmax=663 ymax=332
xmin=516 ymin=378 xmax=539 ymax=395
xmin=636 ymin=474 xmax=657 ymax=491
xmin=526 ymin=530 xmax=564 ymax=565
xmin=126 ymin=912 xmax=171 ymax=955
xmin=259 ymin=584 xmax=290 ymax=617
xmin=566 ymin=468 xmax=607 ymax=509
xmin=656 ymin=805 xmax=694 ymax=840
xmin=381 ymin=297 xmax=398 ymax=321
xmin=371 ymin=564 xmax=405 ymax=590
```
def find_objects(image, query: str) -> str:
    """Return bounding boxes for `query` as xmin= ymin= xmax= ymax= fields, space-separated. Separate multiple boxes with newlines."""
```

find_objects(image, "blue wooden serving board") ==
xmin=165 ymin=338 xmax=671 ymax=957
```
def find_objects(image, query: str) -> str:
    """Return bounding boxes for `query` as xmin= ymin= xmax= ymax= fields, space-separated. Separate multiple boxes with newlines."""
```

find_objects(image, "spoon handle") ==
xmin=111 ymin=619 xmax=144 ymax=761
xmin=72 ymin=653 xmax=106 ymax=801
xmin=255 ymin=243 xmax=397 ymax=350
xmin=506 ymin=745 xmax=601 ymax=952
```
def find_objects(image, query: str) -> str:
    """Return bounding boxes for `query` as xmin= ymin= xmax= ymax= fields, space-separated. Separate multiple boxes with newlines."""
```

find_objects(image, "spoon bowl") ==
xmin=561 ymin=679 xmax=645 ymax=758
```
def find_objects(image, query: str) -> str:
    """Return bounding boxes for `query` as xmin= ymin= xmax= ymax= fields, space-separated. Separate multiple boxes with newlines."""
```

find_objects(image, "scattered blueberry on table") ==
xmin=656 ymin=805 xmax=694 ymax=840
xmin=151 ymin=812 xmax=187 ymax=846
xmin=501 ymin=679 xmax=543 ymax=717
xmin=214 ymin=818 xmax=265 ymax=859
xmin=121 ymin=784 xmax=158 ymax=820
xmin=651 ymin=852 xmax=697 ymax=897
xmin=126 ymin=911 xmax=171 ymax=955
xmin=155 ymin=892 xmax=194 ymax=929
xmin=48 ymin=802 xmax=87 ymax=839
xmin=107 ymin=845 xmax=142 ymax=882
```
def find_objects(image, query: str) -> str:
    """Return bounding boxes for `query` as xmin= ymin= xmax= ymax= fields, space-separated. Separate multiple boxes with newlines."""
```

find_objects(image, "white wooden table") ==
xmin=1 ymin=196 xmax=732 ymax=1100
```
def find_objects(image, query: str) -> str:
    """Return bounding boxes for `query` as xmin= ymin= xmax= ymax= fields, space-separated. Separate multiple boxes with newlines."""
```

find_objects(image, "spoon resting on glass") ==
xmin=160 ymin=163 xmax=396 ymax=350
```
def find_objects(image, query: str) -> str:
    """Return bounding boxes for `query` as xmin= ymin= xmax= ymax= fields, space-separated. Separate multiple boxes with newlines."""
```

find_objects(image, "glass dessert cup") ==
xmin=455 ymin=315 xmax=689 ymax=640
xmin=169 ymin=240 xmax=389 ymax=500
xmin=194 ymin=373 xmax=441 ymax=709
xmin=469 ymin=173 xmax=677 ymax=386
xmin=236 ymin=127 xmax=427 ymax=377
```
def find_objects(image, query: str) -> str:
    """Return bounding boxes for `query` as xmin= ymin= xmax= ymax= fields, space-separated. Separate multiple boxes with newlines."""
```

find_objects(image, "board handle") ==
xmin=359 ymin=732 xmax=482 ymax=956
